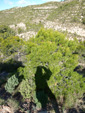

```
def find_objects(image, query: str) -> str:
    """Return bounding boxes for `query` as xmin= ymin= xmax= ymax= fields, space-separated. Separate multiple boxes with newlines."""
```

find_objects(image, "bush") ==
xmin=0 ymin=25 xmax=15 ymax=39
xmin=19 ymin=79 xmax=33 ymax=99
xmin=0 ymin=25 xmax=10 ymax=33
xmin=18 ymin=28 xmax=85 ymax=109
xmin=5 ymin=75 xmax=19 ymax=94
xmin=18 ymin=27 xmax=24 ymax=34
xmin=0 ymin=36 xmax=24 ymax=59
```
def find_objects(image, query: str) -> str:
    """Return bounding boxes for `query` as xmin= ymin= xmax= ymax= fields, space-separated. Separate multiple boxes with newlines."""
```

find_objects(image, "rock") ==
xmin=17 ymin=31 xmax=37 ymax=40
xmin=0 ymin=105 xmax=13 ymax=113
xmin=16 ymin=22 xmax=26 ymax=30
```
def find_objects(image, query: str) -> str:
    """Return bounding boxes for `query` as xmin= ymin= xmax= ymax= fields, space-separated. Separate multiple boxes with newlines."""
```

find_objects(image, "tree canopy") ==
xmin=18 ymin=28 xmax=85 ymax=108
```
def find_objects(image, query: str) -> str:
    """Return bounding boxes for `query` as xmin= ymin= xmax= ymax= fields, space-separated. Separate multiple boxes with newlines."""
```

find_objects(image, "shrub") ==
xmin=18 ymin=28 xmax=85 ymax=109
xmin=19 ymin=76 xmax=36 ymax=99
xmin=19 ymin=79 xmax=32 ymax=99
xmin=18 ymin=27 xmax=24 ymax=34
xmin=0 ymin=25 xmax=15 ymax=39
xmin=0 ymin=36 xmax=24 ymax=59
xmin=0 ymin=25 xmax=10 ymax=33
xmin=5 ymin=74 xmax=19 ymax=94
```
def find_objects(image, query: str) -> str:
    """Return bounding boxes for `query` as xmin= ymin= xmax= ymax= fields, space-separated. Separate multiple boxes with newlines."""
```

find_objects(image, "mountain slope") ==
xmin=0 ymin=0 xmax=85 ymax=40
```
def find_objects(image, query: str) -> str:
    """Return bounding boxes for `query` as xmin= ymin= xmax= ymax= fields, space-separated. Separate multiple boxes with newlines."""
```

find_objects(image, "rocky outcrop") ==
xmin=17 ymin=31 xmax=37 ymax=40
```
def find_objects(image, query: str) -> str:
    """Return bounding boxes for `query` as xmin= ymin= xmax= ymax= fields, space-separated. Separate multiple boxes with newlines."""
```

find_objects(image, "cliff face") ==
xmin=0 ymin=0 xmax=85 ymax=40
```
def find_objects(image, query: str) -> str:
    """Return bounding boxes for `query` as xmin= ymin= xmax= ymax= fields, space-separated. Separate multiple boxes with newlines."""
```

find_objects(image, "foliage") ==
xmin=64 ymin=93 xmax=78 ymax=108
xmin=33 ymin=97 xmax=42 ymax=110
xmin=18 ymin=28 xmax=85 ymax=109
xmin=76 ymin=40 xmax=85 ymax=63
xmin=82 ymin=17 xmax=85 ymax=24
xmin=0 ymin=36 xmax=22 ymax=56
xmin=33 ymin=91 xmax=47 ymax=109
xmin=0 ymin=25 xmax=12 ymax=33
xmin=0 ymin=25 xmax=15 ymax=39
xmin=5 ymin=74 xmax=19 ymax=94
xmin=19 ymin=79 xmax=35 ymax=99
xmin=47 ymin=0 xmax=79 ymax=22
xmin=0 ymin=0 xmax=84 ymax=29
xmin=0 ymin=35 xmax=24 ymax=63
xmin=18 ymin=27 xmax=24 ymax=34
xmin=0 ymin=25 xmax=25 ymax=76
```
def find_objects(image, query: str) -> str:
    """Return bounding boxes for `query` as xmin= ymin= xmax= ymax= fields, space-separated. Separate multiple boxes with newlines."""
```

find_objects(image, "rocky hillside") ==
xmin=0 ymin=0 xmax=85 ymax=40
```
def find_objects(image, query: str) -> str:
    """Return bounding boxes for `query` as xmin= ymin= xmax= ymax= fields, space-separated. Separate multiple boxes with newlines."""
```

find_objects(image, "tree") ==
xmin=18 ymin=28 xmax=85 ymax=109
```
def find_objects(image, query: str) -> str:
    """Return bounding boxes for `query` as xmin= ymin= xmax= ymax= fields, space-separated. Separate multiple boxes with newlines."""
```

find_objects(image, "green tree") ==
xmin=18 ymin=28 xmax=85 ymax=109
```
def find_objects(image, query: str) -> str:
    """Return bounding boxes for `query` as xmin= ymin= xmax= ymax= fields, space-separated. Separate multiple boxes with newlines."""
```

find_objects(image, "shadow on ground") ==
xmin=35 ymin=66 xmax=60 ymax=113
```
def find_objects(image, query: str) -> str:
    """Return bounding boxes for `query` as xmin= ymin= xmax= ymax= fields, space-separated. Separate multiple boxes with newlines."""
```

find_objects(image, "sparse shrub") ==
xmin=71 ymin=16 xmax=79 ymax=22
xmin=47 ymin=0 xmax=79 ymax=21
xmin=5 ymin=74 xmax=19 ymax=94
xmin=18 ymin=27 xmax=24 ymax=34
xmin=26 ymin=21 xmax=44 ymax=32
